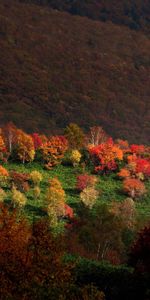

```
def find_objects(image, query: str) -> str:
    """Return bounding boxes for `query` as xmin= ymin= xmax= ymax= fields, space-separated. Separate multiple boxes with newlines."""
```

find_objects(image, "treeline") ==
xmin=19 ymin=0 xmax=150 ymax=33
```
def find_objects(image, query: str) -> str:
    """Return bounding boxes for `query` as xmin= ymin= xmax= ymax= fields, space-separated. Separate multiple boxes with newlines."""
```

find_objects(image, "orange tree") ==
xmin=16 ymin=129 xmax=35 ymax=163
xmin=41 ymin=135 xmax=68 ymax=169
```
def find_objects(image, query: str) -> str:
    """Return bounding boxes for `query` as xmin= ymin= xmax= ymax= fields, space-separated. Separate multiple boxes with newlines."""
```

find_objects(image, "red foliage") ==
xmin=64 ymin=204 xmax=74 ymax=219
xmin=76 ymin=173 xmax=97 ymax=191
xmin=31 ymin=133 xmax=42 ymax=150
xmin=89 ymin=138 xmax=123 ymax=173
xmin=10 ymin=171 xmax=30 ymax=192
xmin=130 ymin=144 xmax=146 ymax=155
xmin=135 ymin=158 xmax=150 ymax=178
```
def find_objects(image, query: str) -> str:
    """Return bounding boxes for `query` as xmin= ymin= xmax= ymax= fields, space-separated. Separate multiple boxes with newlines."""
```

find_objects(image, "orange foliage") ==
xmin=123 ymin=178 xmax=146 ymax=199
xmin=0 ymin=165 xmax=9 ymax=177
xmin=41 ymin=136 xmax=68 ymax=169
xmin=16 ymin=129 xmax=35 ymax=163
xmin=117 ymin=168 xmax=130 ymax=179
xmin=90 ymin=138 xmax=123 ymax=173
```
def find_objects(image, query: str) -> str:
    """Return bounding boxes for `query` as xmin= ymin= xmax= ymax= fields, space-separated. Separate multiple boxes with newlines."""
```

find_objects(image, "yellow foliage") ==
xmin=70 ymin=149 xmax=82 ymax=166
xmin=46 ymin=178 xmax=66 ymax=217
xmin=12 ymin=186 xmax=27 ymax=208
xmin=30 ymin=170 xmax=43 ymax=186
xmin=80 ymin=187 xmax=98 ymax=209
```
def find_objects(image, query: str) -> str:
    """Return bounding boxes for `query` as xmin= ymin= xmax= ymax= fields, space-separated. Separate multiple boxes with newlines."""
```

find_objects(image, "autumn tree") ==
xmin=2 ymin=122 xmax=17 ymax=154
xmin=64 ymin=123 xmax=85 ymax=149
xmin=16 ymin=129 xmax=35 ymax=163
xmin=86 ymin=126 xmax=108 ymax=147
xmin=89 ymin=138 xmax=123 ymax=174
xmin=123 ymin=178 xmax=146 ymax=199
xmin=41 ymin=135 xmax=68 ymax=169
xmin=0 ymin=203 xmax=73 ymax=300
xmin=66 ymin=204 xmax=124 ymax=263
xmin=46 ymin=177 xmax=66 ymax=226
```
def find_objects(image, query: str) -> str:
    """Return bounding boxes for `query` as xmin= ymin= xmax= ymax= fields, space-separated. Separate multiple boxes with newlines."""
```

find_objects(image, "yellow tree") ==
xmin=46 ymin=178 xmax=66 ymax=226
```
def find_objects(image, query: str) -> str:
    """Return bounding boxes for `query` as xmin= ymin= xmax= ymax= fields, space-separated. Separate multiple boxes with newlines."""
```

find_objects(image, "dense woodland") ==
xmin=0 ymin=122 xmax=150 ymax=299
xmin=0 ymin=0 xmax=150 ymax=143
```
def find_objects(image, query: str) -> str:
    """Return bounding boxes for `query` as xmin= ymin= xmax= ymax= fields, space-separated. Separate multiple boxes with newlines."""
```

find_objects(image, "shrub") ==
xmin=123 ymin=178 xmax=146 ymax=199
xmin=12 ymin=186 xmax=27 ymax=208
xmin=80 ymin=187 xmax=99 ymax=209
xmin=76 ymin=173 xmax=97 ymax=191
xmin=70 ymin=149 xmax=82 ymax=167
xmin=30 ymin=170 xmax=43 ymax=186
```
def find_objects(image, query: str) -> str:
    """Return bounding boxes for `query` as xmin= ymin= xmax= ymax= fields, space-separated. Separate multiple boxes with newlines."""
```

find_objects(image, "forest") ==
xmin=0 ymin=0 xmax=150 ymax=143
xmin=0 ymin=122 xmax=150 ymax=299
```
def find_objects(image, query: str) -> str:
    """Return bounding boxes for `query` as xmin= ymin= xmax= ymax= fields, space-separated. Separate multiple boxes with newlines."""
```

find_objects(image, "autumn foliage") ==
xmin=89 ymin=138 xmax=123 ymax=173
xmin=41 ymin=136 xmax=68 ymax=169
xmin=123 ymin=178 xmax=146 ymax=199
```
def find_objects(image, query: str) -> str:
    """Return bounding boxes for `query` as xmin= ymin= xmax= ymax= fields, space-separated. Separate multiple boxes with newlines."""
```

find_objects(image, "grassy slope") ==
xmin=3 ymin=162 xmax=150 ymax=224
xmin=0 ymin=0 xmax=150 ymax=143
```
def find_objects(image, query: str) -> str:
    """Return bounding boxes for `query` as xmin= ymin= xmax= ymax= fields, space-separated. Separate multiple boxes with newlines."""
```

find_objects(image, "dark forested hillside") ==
xmin=19 ymin=0 xmax=150 ymax=34
xmin=0 ymin=0 xmax=150 ymax=143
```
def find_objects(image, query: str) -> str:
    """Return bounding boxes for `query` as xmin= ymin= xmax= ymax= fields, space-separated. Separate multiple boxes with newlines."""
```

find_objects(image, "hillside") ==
xmin=20 ymin=0 xmax=150 ymax=34
xmin=0 ymin=0 xmax=150 ymax=143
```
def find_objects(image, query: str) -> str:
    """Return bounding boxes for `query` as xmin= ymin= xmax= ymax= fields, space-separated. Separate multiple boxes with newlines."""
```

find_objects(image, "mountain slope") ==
xmin=0 ymin=0 xmax=150 ymax=143
xmin=19 ymin=0 xmax=150 ymax=34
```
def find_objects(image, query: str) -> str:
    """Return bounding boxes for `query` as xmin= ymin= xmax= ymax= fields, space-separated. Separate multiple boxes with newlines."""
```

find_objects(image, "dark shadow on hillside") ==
xmin=65 ymin=188 xmax=79 ymax=197
xmin=25 ymin=204 xmax=47 ymax=217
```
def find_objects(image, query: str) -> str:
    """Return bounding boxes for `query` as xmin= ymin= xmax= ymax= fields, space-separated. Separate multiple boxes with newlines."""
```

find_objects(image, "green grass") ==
xmin=2 ymin=162 xmax=150 ymax=224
